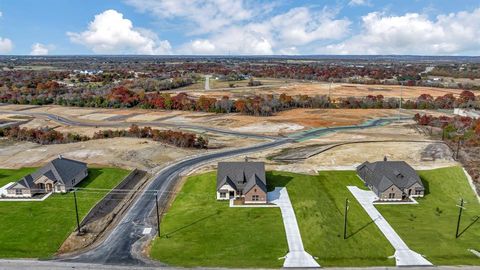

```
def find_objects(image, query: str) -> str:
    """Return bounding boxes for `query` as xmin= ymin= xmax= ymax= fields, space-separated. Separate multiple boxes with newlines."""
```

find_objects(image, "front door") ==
xmin=46 ymin=183 xmax=53 ymax=192
xmin=229 ymin=191 xmax=234 ymax=199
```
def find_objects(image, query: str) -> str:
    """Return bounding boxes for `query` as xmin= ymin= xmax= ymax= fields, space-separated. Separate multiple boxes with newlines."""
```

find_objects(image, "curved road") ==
xmin=0 ymin=110 xmax=278 ymax=141
xmin=0 ymin=108 xmax=406 ymax=265
xmin=62 ymin=117 xmax=404 ymax=265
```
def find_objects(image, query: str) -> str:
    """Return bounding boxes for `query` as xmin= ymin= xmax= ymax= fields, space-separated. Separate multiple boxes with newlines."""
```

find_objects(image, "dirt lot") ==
xmin=169 ymin=82 xmax=467 ymax=99
xmin=196 ymin=121 xmax=459 ymax=175
xmin=0 ymin=105 xmax=417 ymax=136
xmin=1 ymin=104 xmax=420 ymax=136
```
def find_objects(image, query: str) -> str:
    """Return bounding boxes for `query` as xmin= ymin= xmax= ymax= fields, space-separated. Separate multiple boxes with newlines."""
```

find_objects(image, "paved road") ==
xmin=61 ymin=117 xmax=400 ymax=266
xmin=3 ymin=259 xmax=476 ymax=270
xmin=268 ymin=187 xmax=320 ymax=268
xmin=64 ymin=138 xmax=290 ymax=265
xmin=347 ymin=186 xmax=433 ymax=267
xmin=0 ymin=110 xmax=278 ymax=141
xmin=62 ymin=117 xmax=401 ymax=265
xmin=0 ymin=107 xmax=404 ymax=266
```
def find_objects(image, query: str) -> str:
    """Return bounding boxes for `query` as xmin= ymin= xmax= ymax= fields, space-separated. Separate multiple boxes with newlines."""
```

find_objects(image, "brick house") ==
xmin=5 ymin=156 xmax=88 ymax=198
xmin=356 ymin=158 xmax=425 ymax=201
xmin=216 ymin=161 xmax=267 ymax=204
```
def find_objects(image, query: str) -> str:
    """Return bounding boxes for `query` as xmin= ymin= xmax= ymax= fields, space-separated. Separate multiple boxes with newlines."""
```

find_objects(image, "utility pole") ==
xmin=398 ymin=87 xmax=403 ymax=121
xmin=73 ymin=189 xmax=81 ymax=233
xmin=155 ymin=192 xmax=161 ymax=237
xmin=456 ymin=139 xmax=461 ymax=160
xmin=455 ymin=198 xmax=465 ymax=238
xmin=343 ymin=198 xmax=349 ymax=239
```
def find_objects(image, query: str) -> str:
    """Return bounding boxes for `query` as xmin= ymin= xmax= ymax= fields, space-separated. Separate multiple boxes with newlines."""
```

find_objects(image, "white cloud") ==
xmin=0 ymin=11 xmax=3 ymax=17
xmin=321 ymin=9 xmax=480 ymax=55
xmin=266 ymin=7 xmax=350 ymax=46
xmin=180 ymin=7 xmax=350 ymax=55
xmin=0 ymin=37 xmax=13 ymax=53
xmin=124 ymin=0 xmax=269 ymax=35
xmin=30 ymin=43 xmax=50 ymax=55
xmin=348 ymin=0 xmax=370 ymax=6
xmin=67 ymin=9 xmax=171 ymax=54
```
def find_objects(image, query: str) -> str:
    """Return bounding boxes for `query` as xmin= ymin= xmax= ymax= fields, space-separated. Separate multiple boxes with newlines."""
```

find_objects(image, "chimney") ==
xmin=383 ymin=156 xmax=387 ymax=162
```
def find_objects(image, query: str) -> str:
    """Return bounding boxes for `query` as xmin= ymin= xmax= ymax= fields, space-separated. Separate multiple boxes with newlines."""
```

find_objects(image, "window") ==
xmin=219 ymin=192 xmax=226 ymax=198
xmin=388 ymin=193 xmax=395 ymax=199
xmin=252 ymin=195 xmax=259 ymax=201
xmin=15 ymin=189 xmax=22 ymax=195
xmin=415 ymin=190 xmax=422 ymax=195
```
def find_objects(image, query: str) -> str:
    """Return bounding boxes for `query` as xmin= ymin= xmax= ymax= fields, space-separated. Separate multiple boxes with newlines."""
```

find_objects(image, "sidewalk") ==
xmin=268 ymin=187 xmax=320 ymax=268
xmin=347 ymin=186 xmax=433 ymax=267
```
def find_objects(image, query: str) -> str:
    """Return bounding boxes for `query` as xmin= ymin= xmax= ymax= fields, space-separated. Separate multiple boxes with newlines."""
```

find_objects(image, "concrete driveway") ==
xmin=268 ymin=187 xmax=320 ymax=268
xmin=347 ymin=186 xmax=433 ymax=267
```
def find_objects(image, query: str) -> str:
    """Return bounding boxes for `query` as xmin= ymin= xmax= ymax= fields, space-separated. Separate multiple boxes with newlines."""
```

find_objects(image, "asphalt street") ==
xmin=0 ymin=109 xmax=403 ymax=266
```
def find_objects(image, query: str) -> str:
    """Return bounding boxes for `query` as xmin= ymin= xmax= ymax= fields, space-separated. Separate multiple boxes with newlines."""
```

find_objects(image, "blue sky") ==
xmin=1 ymin=0 xmax=480 ymax=55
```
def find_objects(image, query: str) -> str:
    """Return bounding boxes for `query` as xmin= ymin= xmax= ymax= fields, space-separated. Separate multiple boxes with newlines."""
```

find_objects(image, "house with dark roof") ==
xmin=216 ymin=161 xmax=267 ymax=204
xmin=5 ymin=156 xmax=88 ymax=198
xmin=356 ymin=158 xmax=425 ymax=201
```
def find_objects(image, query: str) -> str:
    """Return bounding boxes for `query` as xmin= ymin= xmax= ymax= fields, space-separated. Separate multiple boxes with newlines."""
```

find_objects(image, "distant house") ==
xmin=5 ymin=156 xmax=88 ymax=198
xmin=453 ymin=108 xmax=480 ymax=119
xmin=356 ymin=158 xmax=425 ymax=201
xmin=216 ymin=161 xmax=267 ymax=204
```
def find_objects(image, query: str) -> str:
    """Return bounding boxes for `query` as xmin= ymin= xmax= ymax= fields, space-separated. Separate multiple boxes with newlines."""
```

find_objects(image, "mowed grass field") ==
xmin=267 ymin=171 xmax=396 ymax=267
xmin=376 ymin=167 xmax=480 ymax=265
xmin=150 ymin=168 xmax=479 ymax=267
xmin=150 ymin=172 xmax=288 ymax=268
xmin=0 ymin=167 xmax=130 ymax=258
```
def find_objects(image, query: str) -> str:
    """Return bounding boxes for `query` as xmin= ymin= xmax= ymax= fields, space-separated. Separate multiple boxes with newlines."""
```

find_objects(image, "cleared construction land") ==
xmin=171 ymin=82 xmax=466 ymax=99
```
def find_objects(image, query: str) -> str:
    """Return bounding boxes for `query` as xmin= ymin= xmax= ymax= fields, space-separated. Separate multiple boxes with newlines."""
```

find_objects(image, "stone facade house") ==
xmin=216 ymin=161 xmax=267 ymax=204
xmin=356 ymin=159 xmax=425 ymax=201
xmin=5 ymin=156 xmax=88 ymax=198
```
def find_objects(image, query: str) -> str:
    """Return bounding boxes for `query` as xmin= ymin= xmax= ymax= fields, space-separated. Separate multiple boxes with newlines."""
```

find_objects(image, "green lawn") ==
xmin=376 ymin=167 xmax=480 ymax=265
xmin=150 ymin=172 xmax=288 ymax=268
xmin=267 ymin=171 xmax=396 ymax=267
xmin=150 ymin=168 xmax=479 ymax=267
xmin=0 ymin=167 xmax=130 ymax=258
xmin=0 ymin=168 xmax=38 ymax=186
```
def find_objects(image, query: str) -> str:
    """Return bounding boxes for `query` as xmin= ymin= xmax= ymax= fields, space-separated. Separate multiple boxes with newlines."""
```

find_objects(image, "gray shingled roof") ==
xmin=11 ymin=175 xmax=35 ymax=189
xmin=244 ymin=174 xmax=267 ymax=194
xmin=31 ymin=157 xmax=87 ymax=185
xmin=216 ymin=162 xmax=267 ymax=193
xmin=7 ymin=157 xmax=87 ymax=190
xmin=357 ymin=160 xmax=425 ymax=194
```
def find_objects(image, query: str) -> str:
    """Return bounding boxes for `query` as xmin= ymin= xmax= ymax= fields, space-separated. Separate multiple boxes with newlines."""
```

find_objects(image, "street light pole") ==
xmin=73 ymin=189 xmax=81 ymax=233
xmin=456 ymin=139 xmax=461 ymax=160
xmin=155 ymin=192 xmax=161 ymax=237
xmin=343 ymin=198 xmax=349 ymax=239
xmin=398 ymin=87 xmax=403 ymax=121
xmin=455 ymin=198 xmax=464 ymax=238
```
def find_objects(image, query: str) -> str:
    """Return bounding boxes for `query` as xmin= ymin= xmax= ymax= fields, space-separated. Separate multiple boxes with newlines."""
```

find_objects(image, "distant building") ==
xmin=454 ymin=108 xmax=480 ymax=119
xmin=216 ymin=161 xmax=267 ymax=204
xmin=5 ymin=156 xmax=88 ymax=198
xmin=356 ymin=158 xmax=425 ymax=201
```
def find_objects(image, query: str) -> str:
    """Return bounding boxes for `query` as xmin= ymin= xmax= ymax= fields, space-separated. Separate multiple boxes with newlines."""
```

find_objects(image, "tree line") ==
xmin=0 ymin=85 xmax=478 ymax=116
xmin=0 ymin=124 xmax=208 ymax=149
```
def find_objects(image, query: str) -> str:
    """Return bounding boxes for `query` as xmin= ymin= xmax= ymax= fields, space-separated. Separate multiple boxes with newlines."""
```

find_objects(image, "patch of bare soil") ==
xmin=163 ymin=82 xmax=465 ymax=100
xmin=0 ymin=137 xmax=199 ymax=170
xmin=215 ymin=122 xmax=459 ymax=175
